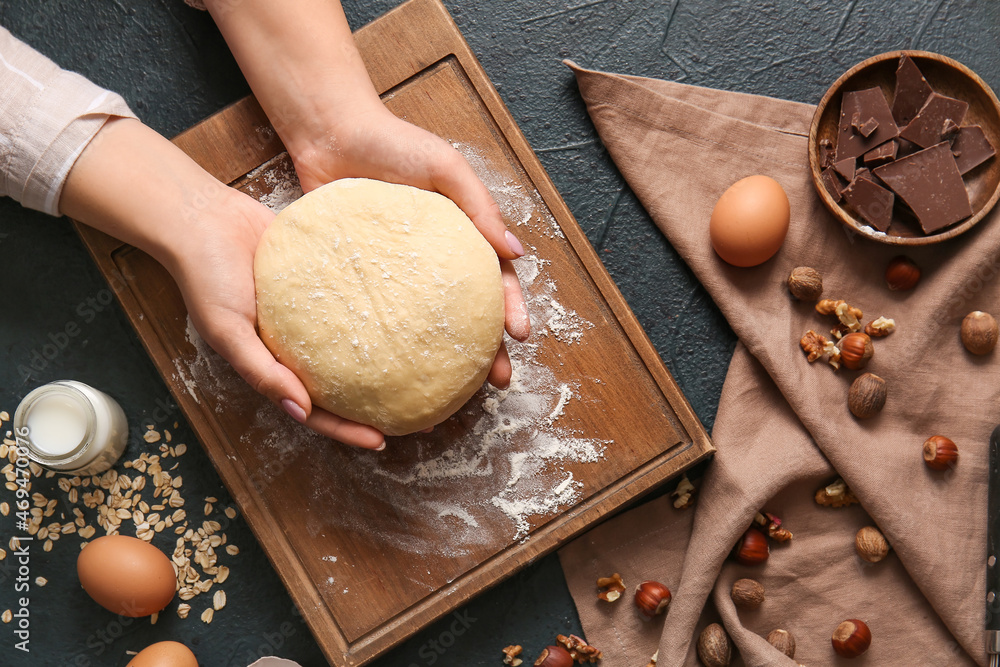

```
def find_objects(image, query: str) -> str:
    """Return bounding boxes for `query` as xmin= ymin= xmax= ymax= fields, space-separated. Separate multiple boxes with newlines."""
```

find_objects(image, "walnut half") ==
xmin=596 ymin=573 xmax=625 ymax=602
xmin=865 ymin=316 xmax=896 ymax=338
xmin=502 ymin=645 xmax=523 ymax=666
xmin=556 ymin=634 xmax=603 ymax=663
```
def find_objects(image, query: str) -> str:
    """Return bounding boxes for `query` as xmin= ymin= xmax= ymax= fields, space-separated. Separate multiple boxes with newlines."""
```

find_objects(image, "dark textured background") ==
xmin=0 ymin=1 xmax=996 ymax=665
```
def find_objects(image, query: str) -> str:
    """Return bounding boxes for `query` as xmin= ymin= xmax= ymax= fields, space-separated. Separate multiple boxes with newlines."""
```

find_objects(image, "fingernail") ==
xmin=282 ymin=398 xmax=307 ymax=423
xmin=505 ymin=230 xmax=525 ymax=257
xmin=375 ymin=441 xmax=386 ymax=451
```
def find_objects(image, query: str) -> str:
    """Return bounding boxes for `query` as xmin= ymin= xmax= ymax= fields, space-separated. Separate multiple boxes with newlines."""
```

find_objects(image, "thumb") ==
xmin=431 ymin=150 xmax=525 ymax=261
xmin=196 ymin=312 xmax=314 ymax=423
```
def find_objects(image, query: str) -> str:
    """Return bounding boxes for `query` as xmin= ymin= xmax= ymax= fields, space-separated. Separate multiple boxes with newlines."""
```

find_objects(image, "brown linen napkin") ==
xmin=557 ymin=61 xmax=999 ymax=666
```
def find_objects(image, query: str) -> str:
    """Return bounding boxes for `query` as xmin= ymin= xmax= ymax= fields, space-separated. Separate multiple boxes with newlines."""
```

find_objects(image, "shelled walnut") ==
xmin=556 ymin=634 xmax=602 ymax=663
xmin=596 ymin=573 xmax=625 ymax=602
xmin=754 ymin=512 xmax=792 ymax=542
xmin=864 ymin=316 xmax=896 ymax=338
xmin=816 ymin=299 xmax=863 ymax=332
xmin=815 ymin=478 xmax=859 ymax=508
xmin=503 ymin=645 xmax=524 ymax=666
xmin=799 ymin=330 xmax=841 ymax=369
xmin=672 ymin=474 xmax=696 ymax=509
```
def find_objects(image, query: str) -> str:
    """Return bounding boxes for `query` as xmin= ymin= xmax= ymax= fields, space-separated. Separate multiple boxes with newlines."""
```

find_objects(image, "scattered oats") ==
xmin=213 ymin=589 xmax=226 ymax=611
xmin=0 ymin=411 xmax=8 ymax=421
xmin=177 ymin=603 xmax=191 ymax=619
xmin=4 ymin=482 xmax=16 ymax=492
xmin=1 ymin=610 xmax=10 ymax=624
xmin=150 ymin=612 xmax=158 ymax=625
xmin=0 ymin=549 xmax=5 ymax=561
xmin=116 ymin=509 xmax=131 ymax=520
xmin=172 ymin=476 xmax=183 ymax=489
xmin=43 ymin=541 xmax=53 ymax=552
xmin=0 ymin=502 xmax=8 ymax=516
xmin=179 ymin=588 xmax=196 ymax=601
xmin=35 ymin=577 xmax=47 ymax=587
xmin=28 ymin=462 xmax=42 ymax=477
xmin=143 ymin=430 xmax=161 ymax=444
xmin=68 ymin=488 xmax=78 ymax=504
xmin=155 ymin=521 xmax=166 ymax=533
xmin=78 ymin=526 xmax=95 ymax=539
xmin=200 ymin=608 xmax=214 ymax=624
xmin=204 ymin=503 xmax=213 ymax=516
xmin=226 ymin=545 xmax=239 ymax=556
xmin=174 ymin=443 xmax=187 ymax=457
xmin=224 ymin=507 xmax=236 ymax=520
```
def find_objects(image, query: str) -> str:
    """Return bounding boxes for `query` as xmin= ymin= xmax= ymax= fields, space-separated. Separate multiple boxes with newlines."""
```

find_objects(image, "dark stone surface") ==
xmin=0 ymin=1 xmax=997 ymax=665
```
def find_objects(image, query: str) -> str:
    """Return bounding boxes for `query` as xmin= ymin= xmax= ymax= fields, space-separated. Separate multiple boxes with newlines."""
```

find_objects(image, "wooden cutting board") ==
xmin=73 ymin=0 xmax=713 ymax=664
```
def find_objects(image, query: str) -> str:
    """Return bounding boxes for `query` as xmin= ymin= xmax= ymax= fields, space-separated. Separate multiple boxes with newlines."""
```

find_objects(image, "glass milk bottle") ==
xmin=13 ymin=380 xmax=128 ymax=476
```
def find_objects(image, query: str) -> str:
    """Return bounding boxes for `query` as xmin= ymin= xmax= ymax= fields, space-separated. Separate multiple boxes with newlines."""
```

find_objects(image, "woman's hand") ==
xmin=61 ymin=118 xmax=385 ymax=449
xmin=290 ymin=106 xmax=532 ymax=387
xmin=204 ymin=0 xmax=531 ymax=388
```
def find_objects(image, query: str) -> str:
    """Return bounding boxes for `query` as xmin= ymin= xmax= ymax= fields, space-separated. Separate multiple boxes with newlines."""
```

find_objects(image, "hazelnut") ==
xmin=855 ymin=526 xmax=890 ymax=563
xmin=634 ymin=580 xmax=672 ymax=617
xmin=836 ymin=332 xmax=873 ymax=370
xmin=885 ymin=255 xmax=921 ymax=291
xmin=787 ymin=267 xmax=823 ymax=301
xmin=533 ymin=646 xmax=573 ymax=667
xmin=848 ymin=373 xmax=886 ymax=419
xmin=730 ymin=578 xmax=765 ymax=610
xmin=961 ymin=311 xmax=998 ymax=355
xmin=734 ymin=527 xmax=769 ymax=565
xmin=923 ymin=435 xmax=958 ymax=471
xmin=766 ymin=629 xmax=796 ymax=658
xmin=697 ymin=623 xmax=732 ymax=667
xmin=831 ymin=619 xmax=871 ymax=658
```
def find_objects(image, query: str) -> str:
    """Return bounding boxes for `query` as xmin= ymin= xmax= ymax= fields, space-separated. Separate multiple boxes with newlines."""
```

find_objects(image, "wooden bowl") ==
xmin=809 ymin=50 xmax=1000 ymax=245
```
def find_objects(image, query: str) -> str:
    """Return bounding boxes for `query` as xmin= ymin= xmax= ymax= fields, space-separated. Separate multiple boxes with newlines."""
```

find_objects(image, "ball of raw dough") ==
xmin=254 ymin=178 xmax=505 ymax=436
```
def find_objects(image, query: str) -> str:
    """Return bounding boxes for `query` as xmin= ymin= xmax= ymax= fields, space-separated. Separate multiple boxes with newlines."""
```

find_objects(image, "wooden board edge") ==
xmin=344 ymin=439 xmax=714 ymax=660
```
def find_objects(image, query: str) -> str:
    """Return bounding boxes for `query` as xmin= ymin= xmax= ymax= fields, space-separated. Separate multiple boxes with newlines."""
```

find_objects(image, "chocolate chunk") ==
xmin=863 ymin=140 xmax=898 ymax=167
xmin=951 ymin=125 xmax=996 ymax=174
xmin=899 ymin=92 xmax=969 ymax=148
xmin=821 ymin=167 xmax=846 ymax=201
xmin=837 ymin=87 xmax=899 ymax=161
xmin=859 ymin=117 xmax=879 ymax=137
xmin=891 ymin=55 xmax=933 ymax=126
xmin=834 ymin=157 xmax=856 ymax=181
xmin=843 ymin=174 xmax=895 ymax=232
xmin=942 ymin=118 xmax=961 ymax=138
xmin=873 ymin=142 xmax=973 ymax=233
xmin=896 ymin=137 xmax=921 ymax=158
xmin=819 ymin=138 xmax=836 ymax=168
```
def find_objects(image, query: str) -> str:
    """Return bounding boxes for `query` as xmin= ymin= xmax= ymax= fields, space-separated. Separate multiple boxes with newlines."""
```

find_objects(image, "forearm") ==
xmin=203 ymin=0 xmax=382 ymax=160
xmin=60 ymin=117 xmax=243 ymax=274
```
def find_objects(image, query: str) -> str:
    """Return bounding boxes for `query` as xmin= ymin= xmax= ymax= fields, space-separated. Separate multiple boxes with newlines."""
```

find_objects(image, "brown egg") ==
xmin=126 ymin=641 xmax=198 ymax=667
xmin=710 ymin=175 xmax=790 ymax=267
xmin=77 ymin=535 xmax=175 ymax=617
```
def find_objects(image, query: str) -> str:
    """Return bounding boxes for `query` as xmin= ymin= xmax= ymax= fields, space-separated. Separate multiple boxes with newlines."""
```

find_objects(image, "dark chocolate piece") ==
xmin=899 ymin=92 xmax=969 ymax=148
xmin=837 ymin=87 xmax=899 ymax=161
xmin=834 ymin=157 xmax=856 ymax=181
xmin=942 ymin=118 xmax=961 ymax=138
xmin=951 ymin=125 xmax=996 ymax=174
xmin=891 ymin=55 xmax=933 ymax=126
xmin=873 ymin=142 xmax=973 ymax=233
xmin=819 ymin=138 xmax=836 ymax=168
xmin=863 ymin=140 xmax=898 ymax=167
xmin=843 ymin=174 xmax=895 ymax=232
xmin=859 ymin=117 xmax=879 ymax=137
xmin=821 ymin=167 xmax=846 ymax=201
xmin=896 ymin=137 xmax=921 ymax=157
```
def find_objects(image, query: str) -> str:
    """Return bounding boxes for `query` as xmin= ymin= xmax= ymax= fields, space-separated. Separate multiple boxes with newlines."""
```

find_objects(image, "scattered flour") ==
xmin=241 ymin=156 xmax=304 ymax=213
xmin=177 ymin=159 xmax=610 ymax=554
xmin=452 ymin=142 xmax=565 ymax=239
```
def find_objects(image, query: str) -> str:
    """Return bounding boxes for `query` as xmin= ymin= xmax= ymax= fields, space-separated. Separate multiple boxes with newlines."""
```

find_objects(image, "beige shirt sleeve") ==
xmin=0 ymin=26 xmax=137 ymax=216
